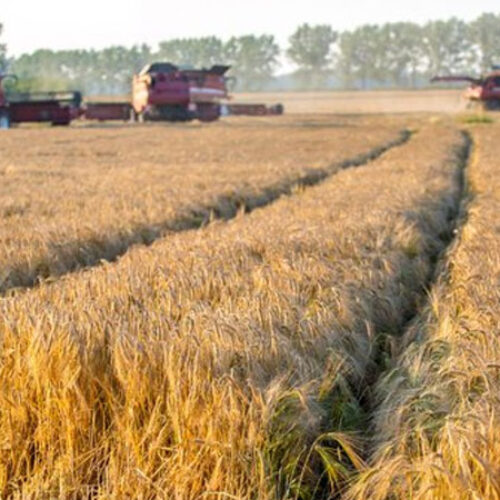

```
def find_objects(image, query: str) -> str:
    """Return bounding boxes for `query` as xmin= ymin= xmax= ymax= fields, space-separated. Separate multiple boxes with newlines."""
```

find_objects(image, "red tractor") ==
xmin=0 ymin=74 xmax=82 ymax=128
xmin=432 ymin=67 xmax=500 ymax=110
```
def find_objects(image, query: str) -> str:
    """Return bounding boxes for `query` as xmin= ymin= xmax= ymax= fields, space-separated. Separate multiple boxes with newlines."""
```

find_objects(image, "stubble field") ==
xmin=0 ymin=104 xmax=498 ymax=500
xmin=235 ymin=89 xmax=464 ymax=114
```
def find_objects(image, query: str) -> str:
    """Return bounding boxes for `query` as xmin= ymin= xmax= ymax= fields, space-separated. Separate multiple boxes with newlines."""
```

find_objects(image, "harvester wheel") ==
xmin=271 ymin=103 xmax=284 ymax=115
xmin=197 ymin=103 xmax=220 ymax=122
xmin=0 ymin=109 xmax=10 ymax=129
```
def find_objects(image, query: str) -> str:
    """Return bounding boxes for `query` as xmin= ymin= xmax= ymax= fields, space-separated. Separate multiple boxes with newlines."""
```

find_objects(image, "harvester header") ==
xmin=431 ymin=67 xmax=500 ymax=110
xmin=0 ymin=73 xmax=82 ymax=128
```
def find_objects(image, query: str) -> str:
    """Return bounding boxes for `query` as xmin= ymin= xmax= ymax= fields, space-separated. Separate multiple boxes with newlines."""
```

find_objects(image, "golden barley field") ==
xmin=0 ymin=107 xmax=498 ymax=500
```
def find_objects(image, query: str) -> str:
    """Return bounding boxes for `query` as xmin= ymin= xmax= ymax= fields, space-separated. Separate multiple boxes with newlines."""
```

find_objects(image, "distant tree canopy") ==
xmin=11 ymin=45 xmax=153 ymax=94
xmin=3 ymin=12 xmax=500 ymax=93
xmin=471 ymin=13 xmax=500 ymax=72
xmin=0 ymin=23 xmax=6 ymax=71
xmin=157 ymin=37 xmax=224 ymax=68
xmin=156 ymin=35 xmax=280 ymax=90
xmin=224 ymin=35 xmax=280 ymax=90
xmin=287 ymin=24 xmax=337 ymax=88
xmin=422 ymin=18 xmax=472 ymax=76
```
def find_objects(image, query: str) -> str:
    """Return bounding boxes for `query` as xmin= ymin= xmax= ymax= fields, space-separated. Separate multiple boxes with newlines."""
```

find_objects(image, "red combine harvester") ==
xmin=431 ymin=67 xmax=500 ymax=110
xmin=86 ymin=62 xmax=284 ymax=123
xmin=130 ymin=62 xmax=229 ymax=122
xmin=0 ymin=74 xmax=82 ymax=128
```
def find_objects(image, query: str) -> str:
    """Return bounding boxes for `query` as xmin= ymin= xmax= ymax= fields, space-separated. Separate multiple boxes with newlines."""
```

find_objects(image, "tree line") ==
xmin=1 ymin=13 xmax=500 ymax=94
xmin=0 ymin=24 xmax=6 ymax=72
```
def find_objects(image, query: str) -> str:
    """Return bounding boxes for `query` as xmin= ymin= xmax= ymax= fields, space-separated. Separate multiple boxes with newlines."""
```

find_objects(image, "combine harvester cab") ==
xmin=431 ymin=68 xmax=500 ymax=110
xmin=0 ymin=74 xmax=82 ymax=128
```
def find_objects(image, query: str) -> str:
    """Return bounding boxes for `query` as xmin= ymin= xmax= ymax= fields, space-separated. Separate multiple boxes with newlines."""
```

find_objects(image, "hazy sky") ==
xmin=3 ymin=1 xmax=499 ymax=57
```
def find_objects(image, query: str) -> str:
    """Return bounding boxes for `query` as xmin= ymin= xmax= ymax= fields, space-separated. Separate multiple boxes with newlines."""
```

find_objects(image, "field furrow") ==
xmin=0 ymin=123 xmax=465 ymax=499
xmin=346 ymin=124 xmax=500 ymax=500
xmin=0 ymin=117 xmax=404 ymax=293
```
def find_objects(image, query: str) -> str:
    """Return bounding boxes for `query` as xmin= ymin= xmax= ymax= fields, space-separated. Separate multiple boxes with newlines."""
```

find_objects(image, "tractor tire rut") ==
xmin=350 ymin=129 xmax=474 ymax=475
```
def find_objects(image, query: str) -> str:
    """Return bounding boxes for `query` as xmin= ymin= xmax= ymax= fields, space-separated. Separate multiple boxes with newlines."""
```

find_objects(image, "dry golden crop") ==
xmin=0 ymin=116 xmax=404 ymax=293
xmin=346 ymin=123 xmax=500 ymax=500
xmin=0 ymin=121 xmax=465 ymax=499
xmin=235 ymin=89 xmax=463 ymax=114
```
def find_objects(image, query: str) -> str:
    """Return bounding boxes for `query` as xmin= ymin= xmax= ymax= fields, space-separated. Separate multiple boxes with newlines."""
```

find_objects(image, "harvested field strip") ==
xmin=0 ymin=124 xmax=464 ymax=499
xmin=346 ymin=125 xmax=500 ymax=500
xmin=0 ymin=121 xmax=406 ymax=294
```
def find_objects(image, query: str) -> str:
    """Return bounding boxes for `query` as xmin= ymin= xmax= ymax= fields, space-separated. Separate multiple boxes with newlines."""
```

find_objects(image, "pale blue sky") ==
xmin=3 ymin=0 xmax=499 ymax=59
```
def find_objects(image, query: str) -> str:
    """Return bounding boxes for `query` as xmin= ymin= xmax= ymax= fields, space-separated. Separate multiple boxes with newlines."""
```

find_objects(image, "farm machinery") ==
xmin=90 ymin=62 xmax=283 ymax=122
xmin=0 ymin=74 xmax=82 ymax=128
xmin=431 ymin=67 xmax=500 ymax=110
xmin=0 ymin=63 xmax=283 ymax=128
xmin=130 ymin=62 xmax=231 ymax=122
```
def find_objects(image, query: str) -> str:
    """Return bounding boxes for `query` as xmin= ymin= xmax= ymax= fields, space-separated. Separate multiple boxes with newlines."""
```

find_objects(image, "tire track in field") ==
xmin=1 ymin=130 xmax=411 ymax=296
xmin=350 ymin=130 xmax=473 ymax=478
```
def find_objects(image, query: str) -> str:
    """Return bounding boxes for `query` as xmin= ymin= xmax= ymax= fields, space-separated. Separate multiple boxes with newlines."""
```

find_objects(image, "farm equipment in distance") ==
xmin=0 ymin=62 xmax=283 ymax=128
xmin=0 ymin=74 xmax=82 ymax=128
xmin=88 ymin=62 xmax=283 ymax=122
xmin=431 ymin=67 xmax=500 ymax=110
xmin=129 ymin=62 xmax=230 ymax=122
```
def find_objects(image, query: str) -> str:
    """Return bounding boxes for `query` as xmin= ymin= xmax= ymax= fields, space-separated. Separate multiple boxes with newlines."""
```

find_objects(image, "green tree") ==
xmin=223 ymin=35 xmax=280 ymax=91
xmin=157 ymin=37 xmax=225 ymax=68
xmin=11 ymin=50 xmax=70 ymax=91
xmin=337 ymin=25 xmax=386 ymax=89
xmin=379 ymin=22 xmax=424 ymax=86
xmin=11 ymin=45 xmax=152 ymax=94
xmin=470 ymin=13 xmax=500 ymax=72
xmin=0 ymin=23 xmax=6 ymax=71
xmin=287 ymin=24 xmax=337 ymax=88
xmin=422 ymin=18 xmax=473 ymax=76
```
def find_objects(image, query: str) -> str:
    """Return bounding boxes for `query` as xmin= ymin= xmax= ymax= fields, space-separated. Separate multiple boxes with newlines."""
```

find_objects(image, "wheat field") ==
xmin=234 ymin=89 xmax=464 ymax=114
xmin=0 ymin=110 xmax=498 ymax=499
xmin=0 ymin=115 xmax=403 ymax=293
xmin=346 ymin=121 xmax=500 ymax=500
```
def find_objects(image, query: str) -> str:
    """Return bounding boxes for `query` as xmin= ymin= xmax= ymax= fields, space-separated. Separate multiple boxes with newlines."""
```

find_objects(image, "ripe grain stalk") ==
xmin=346 ymin=125 xmax=500 ymax=500
xmin=0 ymin=117 xmax=405 ymax=294
xmin=0 ymin=122 xmax=468 ymax=499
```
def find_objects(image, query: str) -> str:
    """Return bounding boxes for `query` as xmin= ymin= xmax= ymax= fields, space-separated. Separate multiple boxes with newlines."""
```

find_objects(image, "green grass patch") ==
xmin=459 ymin=114 xmax=494 ymax=125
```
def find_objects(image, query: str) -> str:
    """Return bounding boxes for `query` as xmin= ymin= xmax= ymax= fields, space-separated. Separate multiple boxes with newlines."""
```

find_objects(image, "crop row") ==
xmin=0 ymin=123 xmax=465 ymax=499
xmin=347 ymin=123 xmax=500 ymax=500
xmin=0 ymin=117 xmax=404 ymax=293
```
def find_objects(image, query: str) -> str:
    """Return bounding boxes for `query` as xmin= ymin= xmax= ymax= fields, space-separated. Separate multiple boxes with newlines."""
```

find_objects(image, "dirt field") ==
xmin=0 ymin=109 xmax=498 ymax=499
xmin=235 ymin=89 xmax=464 ymax=114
